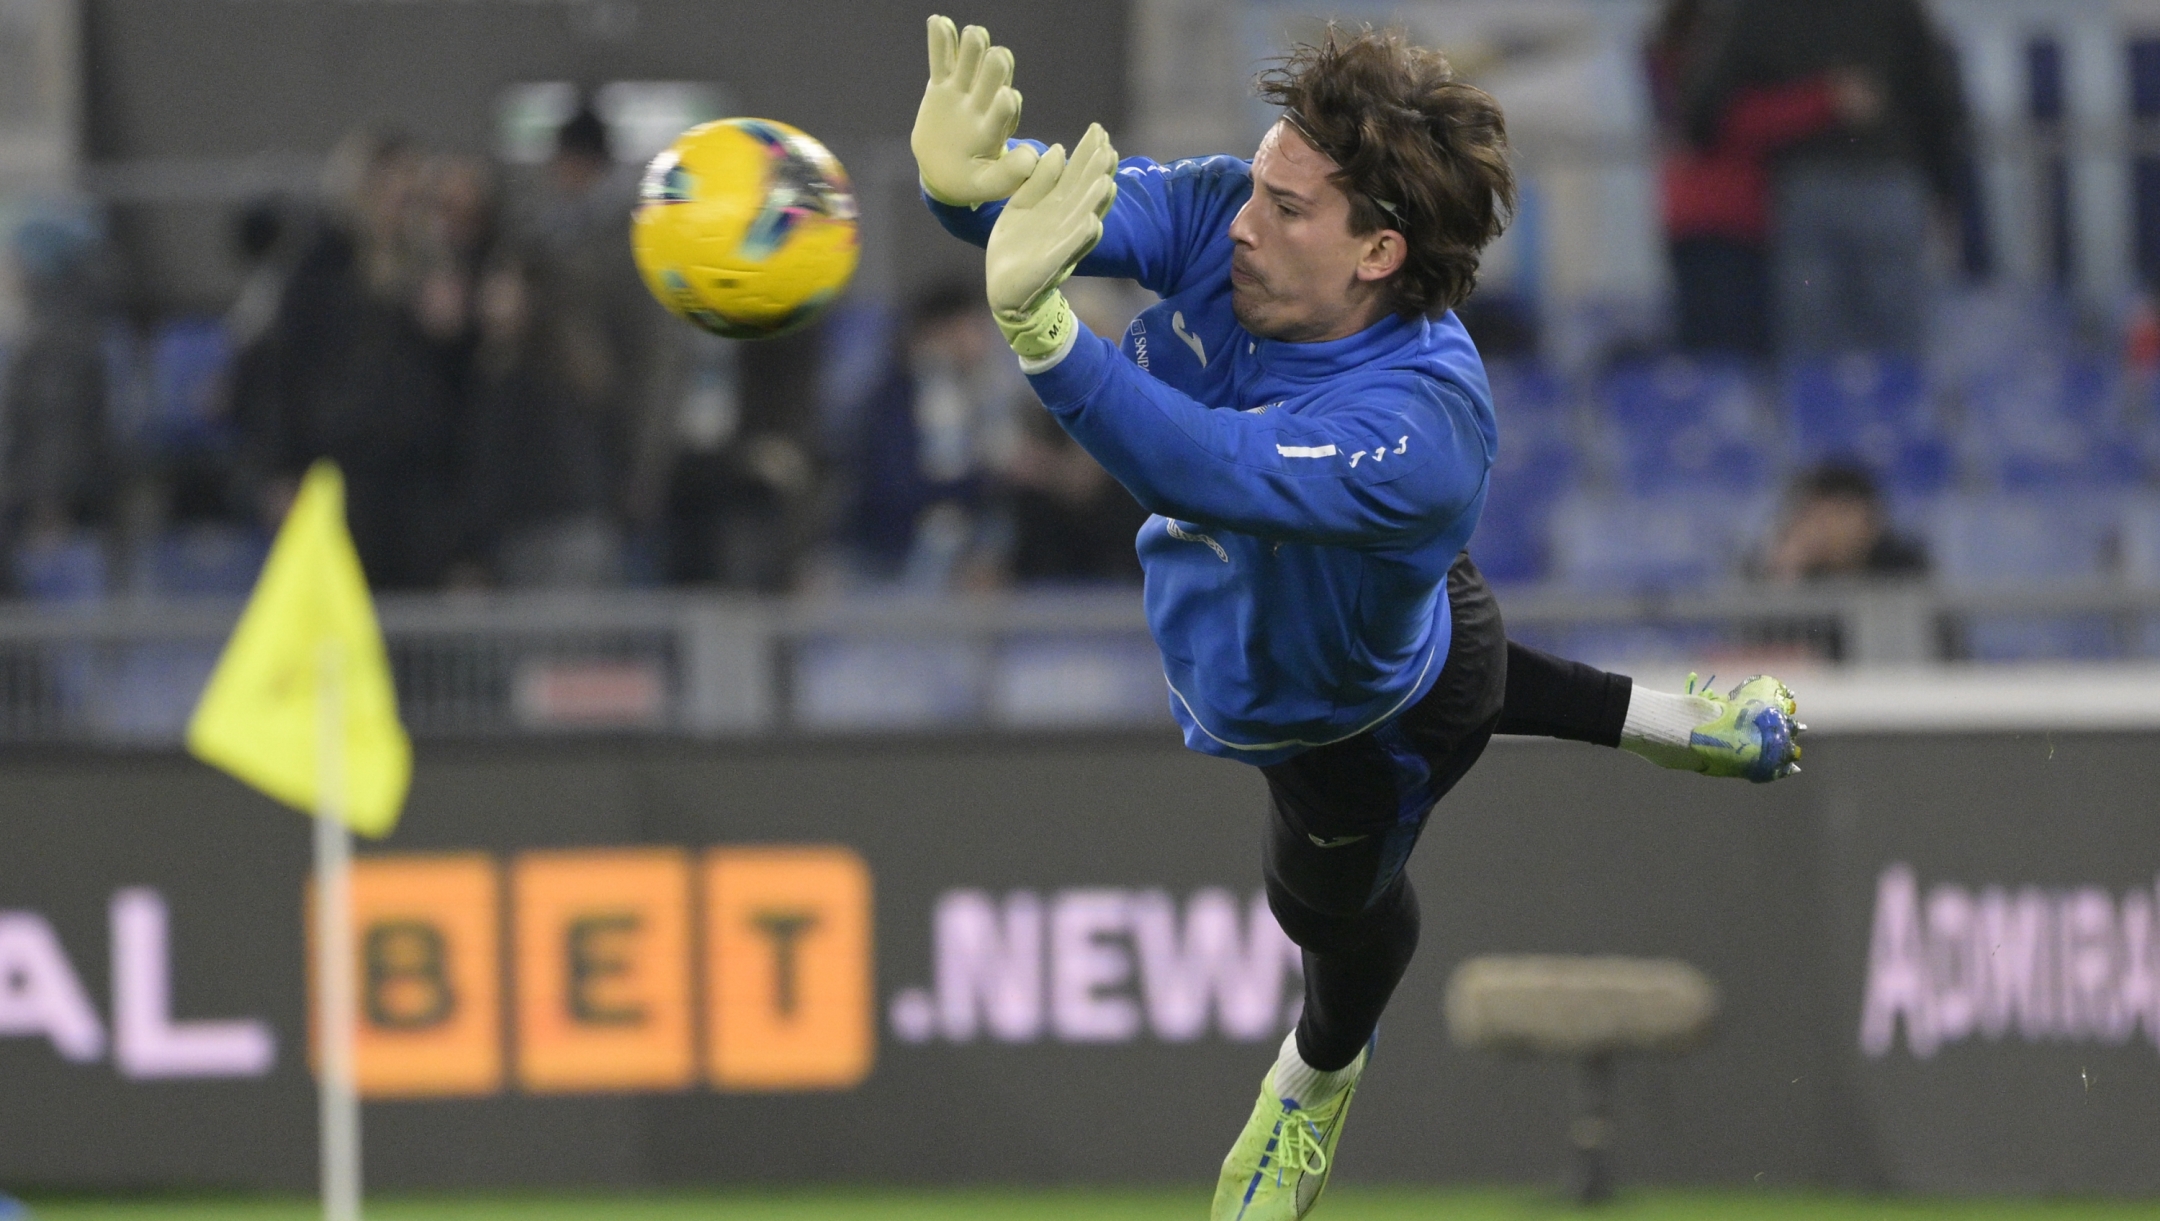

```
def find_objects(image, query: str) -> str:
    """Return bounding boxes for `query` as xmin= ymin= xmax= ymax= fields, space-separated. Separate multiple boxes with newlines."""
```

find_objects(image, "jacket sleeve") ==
xmin=1025 ymin=322 xmax=1490 ymax=547
xmin=925 ymin=145 xmax=1251 ymax=298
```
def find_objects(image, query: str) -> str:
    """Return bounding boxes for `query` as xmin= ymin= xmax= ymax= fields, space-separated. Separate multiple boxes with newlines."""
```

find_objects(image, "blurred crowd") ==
xmin=8 ymin=0 xmax=2160 ymax=606
xmin=1648 ymin=0 xmax=1977 ymax=363
xmin=0 ymin=107 xmax=1148 ymax=602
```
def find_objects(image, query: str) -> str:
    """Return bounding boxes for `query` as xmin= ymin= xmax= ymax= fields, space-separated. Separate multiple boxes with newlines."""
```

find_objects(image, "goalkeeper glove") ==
xmin=985 ymin=122 xmax=1118 ymax=365
xmin=912 ymin=15 xmax=1039 ymax=206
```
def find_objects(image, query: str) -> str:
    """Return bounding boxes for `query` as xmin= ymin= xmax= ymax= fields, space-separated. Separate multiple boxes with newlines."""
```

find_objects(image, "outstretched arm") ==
xmin=929 ymin=147 xmax=1250 ymax=299
xmin=1025 ymin=322 xmax=1488 ymax=546
xmin=977 ymin=122 xmax=1484 ymax=547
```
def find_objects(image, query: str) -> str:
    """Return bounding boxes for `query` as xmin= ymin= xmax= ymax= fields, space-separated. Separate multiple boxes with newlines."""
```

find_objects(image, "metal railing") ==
xmin=4 ymin=581 xmax=2160 ymax=746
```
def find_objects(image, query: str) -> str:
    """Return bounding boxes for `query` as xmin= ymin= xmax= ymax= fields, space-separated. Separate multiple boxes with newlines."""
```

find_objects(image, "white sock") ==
xmin=1270 ymin=1030 xmax=1364 ymax=1108
xmin=1620 ymin=684 xmax=1717 ymax=748
xmin=1618 ymin=683 xmax=1719 ymax=768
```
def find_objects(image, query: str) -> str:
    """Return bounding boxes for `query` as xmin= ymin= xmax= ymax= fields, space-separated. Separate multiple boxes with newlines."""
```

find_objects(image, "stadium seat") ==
xmin=1474 ymin=360 xmax=1581 ymax=584
xmin=146 ymin=318 xmax=235 ymax=452
xmin=1964 ymin=357 xmax=2145 ymax=491
xmin=1784 ymin=354 xmax=1952 ymax=497
xmin=1597 ymin=355 xmax=1772 ymax=495
xmin=139 ymin=525 xmax=269 ymax=596
xmin=13 ymin=533 xmax=108 ymax=603
xmin=1474 ymin=446 xmax=1577 ymax=585
xmin=1547 ymin=493 xmax=1764 ymax=591
xmin=1928 ymin=495 xmax=2117 ymax=660
xmin=2119 ymin=497 xmax=2160 ymax=589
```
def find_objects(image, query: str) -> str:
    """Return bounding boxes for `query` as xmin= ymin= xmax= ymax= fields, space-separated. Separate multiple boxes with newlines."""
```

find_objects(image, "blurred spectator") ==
xmin=225 ymin=197 xmax=297 ymax=519
xmin=997 ymin=406 xmax=1146 ymax=585
xmin=657 ymin=327 xmax=817 ymax=591
xmin=232 ymin=127 xmax=467 ymax=589
xmin=515 ymin=103 xmax=682 ymax=577
xmin=2 ymin=207 xmax=121 ymax=591
xmin=842 ymin=282 xmax=1018 ymax=588
xmin=227 ymin=198 xmax=291 ymax=354
xmin=1648 ymin=0 xmax=1840 ymax=357
xmin=1685 ymin=0 xmax=1971 ymax=358
xmin=1759 ymin=462 xmax=1927 ymax=581
xmin=458 ymin=246 xmax=625 ymax=588
xmin=987 ymin=276 xmax=1151 ymax=585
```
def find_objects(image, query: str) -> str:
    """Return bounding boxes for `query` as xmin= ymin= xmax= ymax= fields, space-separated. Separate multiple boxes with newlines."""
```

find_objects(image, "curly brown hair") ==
xmin=1257 ymin=26 xmax=1515 ymax=317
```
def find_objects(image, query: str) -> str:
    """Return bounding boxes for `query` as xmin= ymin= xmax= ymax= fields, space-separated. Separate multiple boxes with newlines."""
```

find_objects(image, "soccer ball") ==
xmin=631 ymin=117 xmax=859 ymax=339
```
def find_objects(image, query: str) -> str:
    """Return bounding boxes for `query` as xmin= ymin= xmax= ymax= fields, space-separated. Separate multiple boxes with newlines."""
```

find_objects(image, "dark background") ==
xmin=77 ymin=0 xmax=1131 ymax=311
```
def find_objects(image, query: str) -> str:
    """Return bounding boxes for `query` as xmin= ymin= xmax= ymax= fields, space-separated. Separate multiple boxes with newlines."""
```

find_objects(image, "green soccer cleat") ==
xmin=1670 ymin=672 xmax=1803 ymax=783
xmin=1212 ymin=1049 xmax=1366 ymax=1221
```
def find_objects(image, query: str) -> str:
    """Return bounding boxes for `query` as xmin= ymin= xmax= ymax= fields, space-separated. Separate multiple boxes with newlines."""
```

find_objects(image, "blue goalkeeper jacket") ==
xmin=928 ymin=150 xmax=1495 ymax=766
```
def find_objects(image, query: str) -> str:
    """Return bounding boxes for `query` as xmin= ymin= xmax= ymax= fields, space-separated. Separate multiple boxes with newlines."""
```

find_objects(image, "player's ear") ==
xmin=1354 ymin=228 xmax=1408 ymax=284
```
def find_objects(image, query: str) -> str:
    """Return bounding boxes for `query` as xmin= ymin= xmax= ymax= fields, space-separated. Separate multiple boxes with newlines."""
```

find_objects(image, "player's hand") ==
xmin=986 ymin=122 xmax=1117 ymax=313
xmin=984 ymin=123 xmax=1118 ymax=363
xmin=913 ymin=16 xmax=1039 ymax=206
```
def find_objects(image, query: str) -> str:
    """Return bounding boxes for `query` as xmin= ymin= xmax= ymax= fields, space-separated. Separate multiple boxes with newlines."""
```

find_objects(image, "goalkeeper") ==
xmin=914 ymin=18 xmax=1801 ymax=1220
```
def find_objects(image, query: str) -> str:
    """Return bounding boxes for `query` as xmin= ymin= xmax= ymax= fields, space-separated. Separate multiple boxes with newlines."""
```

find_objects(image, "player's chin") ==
xmin=1230 ymin=285 xmax=1272 ymax=334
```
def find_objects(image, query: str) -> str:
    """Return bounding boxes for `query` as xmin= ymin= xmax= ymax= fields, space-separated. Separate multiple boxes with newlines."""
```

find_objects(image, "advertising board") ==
xmin=1 ymin=733 xmax=2155 ymax=1193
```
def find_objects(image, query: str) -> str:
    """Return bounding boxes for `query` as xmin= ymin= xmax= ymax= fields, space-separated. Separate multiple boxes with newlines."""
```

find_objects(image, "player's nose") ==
xmin=1227 ymin=197 xmax=1260 ymax=248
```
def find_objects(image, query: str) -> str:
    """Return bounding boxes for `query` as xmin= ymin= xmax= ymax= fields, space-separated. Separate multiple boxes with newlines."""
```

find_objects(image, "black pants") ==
xmin=1261 ymin=553 xmax=1632 ymax=1070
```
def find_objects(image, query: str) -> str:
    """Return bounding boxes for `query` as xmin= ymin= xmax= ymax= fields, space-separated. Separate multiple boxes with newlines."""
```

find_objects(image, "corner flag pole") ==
xmin=315 ymin=640 xmax=361 ymax=1221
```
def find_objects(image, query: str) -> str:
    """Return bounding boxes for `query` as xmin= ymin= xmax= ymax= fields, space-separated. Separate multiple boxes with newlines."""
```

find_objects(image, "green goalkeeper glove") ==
xmin=985 ymin=122 xmax=1118 ymax=364
xmin=912 ymin=15 xmax=1039 ymax=207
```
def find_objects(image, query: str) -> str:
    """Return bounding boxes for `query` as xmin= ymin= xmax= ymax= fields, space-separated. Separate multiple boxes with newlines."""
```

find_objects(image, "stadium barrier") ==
xmin=1 ymin=724 xmax=2156 ymax=1195
xmin=6 ymin=584 xmax=2160 ymax=744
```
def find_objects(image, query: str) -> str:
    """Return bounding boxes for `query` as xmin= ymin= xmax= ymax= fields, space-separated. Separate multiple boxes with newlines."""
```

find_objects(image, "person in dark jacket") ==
xmin=458 ymin=246 xmax=623 ymax=587
xmin=236 ymin=127 xmax=465 ymax=589
xmin=1684 ymin=0 xmax=1972 ymax=357
xmin=1760 ymin=461 xmax=1928 ymax=580
xmin=1649 ymin=0 xmax=1845 ymax=356
xmin=842 ymin=281 xmax=1014 ymax=587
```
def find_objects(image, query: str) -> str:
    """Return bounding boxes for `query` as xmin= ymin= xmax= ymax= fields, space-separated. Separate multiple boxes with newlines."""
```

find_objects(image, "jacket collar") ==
xmin=1244 ymin=311 xmax=1426 ymax=384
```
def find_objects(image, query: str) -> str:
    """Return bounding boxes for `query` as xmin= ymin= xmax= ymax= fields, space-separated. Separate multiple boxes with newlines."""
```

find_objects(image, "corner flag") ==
xmin=186 ymin=460 xmax=411 ymax=837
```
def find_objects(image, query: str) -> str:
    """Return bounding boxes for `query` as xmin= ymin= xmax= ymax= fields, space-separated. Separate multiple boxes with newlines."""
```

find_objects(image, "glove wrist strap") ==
xmin=996 ymin=291 xmax=1079 ymax=370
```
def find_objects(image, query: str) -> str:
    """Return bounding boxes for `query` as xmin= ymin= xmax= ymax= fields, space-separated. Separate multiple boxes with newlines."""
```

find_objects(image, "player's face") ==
xmin=1227 ymin=121 xmax=1406 ymax=343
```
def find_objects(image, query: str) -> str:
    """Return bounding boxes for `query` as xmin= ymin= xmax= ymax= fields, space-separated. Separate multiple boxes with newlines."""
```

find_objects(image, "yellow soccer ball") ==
xmin=631 ymin=117 xmax=859 ymax=339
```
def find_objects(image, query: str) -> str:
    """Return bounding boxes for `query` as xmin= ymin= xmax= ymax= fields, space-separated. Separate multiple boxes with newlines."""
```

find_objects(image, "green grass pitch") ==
xmin=14 ymin=1189 xmax=2160 ymax=1220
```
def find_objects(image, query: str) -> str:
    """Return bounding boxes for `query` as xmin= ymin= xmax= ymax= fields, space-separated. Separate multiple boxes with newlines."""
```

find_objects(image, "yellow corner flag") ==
xmin=187 ymin=461 xmax=411 ymax=838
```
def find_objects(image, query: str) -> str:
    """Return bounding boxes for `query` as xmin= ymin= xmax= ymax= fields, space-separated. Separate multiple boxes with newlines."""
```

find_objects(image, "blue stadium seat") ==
xmin=146 ymin=318 xmax=234 ymax=452
xmin=1474 ymin=439 xmax=1578 ymax=585
xmin=13 ymin=534 xmax=107 ymax=603
xmin=1784 ymin=354 xmax=1952 ymax=496
xmin=1928 ymin=494 xmax=2117 ymax=660
xmin=1964 ymin=357 xmax=2145 ymax=491
xmin=1475 ymin=359 xmax=1580 ymax=584
xmin=2119 ymin=496 xmax=2160 ymax=589
xmin=1547 ymin=493 xmax=1759 ymax=591
xmin=1928 ymin=494 xmax=2112 ymax=587
xmin=139 ymin=525 xmax=268 ymax=596
xmin=1598 ymin=356 xmax=1772 ymax=495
